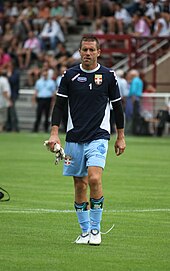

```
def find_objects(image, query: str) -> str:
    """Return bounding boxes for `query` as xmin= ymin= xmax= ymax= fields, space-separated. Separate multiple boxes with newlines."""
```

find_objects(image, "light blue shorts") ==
xmin=63 ymin=139 xmax=108 ymax=177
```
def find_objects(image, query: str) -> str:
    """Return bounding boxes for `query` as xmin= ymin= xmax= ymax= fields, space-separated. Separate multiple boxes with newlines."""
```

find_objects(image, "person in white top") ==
xmin=153 ymin=12 xmax=169 ymax=36
xmin=0 ymin=69 xmax=11 ymax=132
xmin=114 ymin=2 xmax=132 ymax=34
xmin=39 ymin=16 xmax=65 ymax=51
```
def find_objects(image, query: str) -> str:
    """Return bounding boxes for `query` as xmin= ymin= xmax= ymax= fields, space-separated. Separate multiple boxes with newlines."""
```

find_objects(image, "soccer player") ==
xmin=47 ymin=36 xmax=126 ymax=245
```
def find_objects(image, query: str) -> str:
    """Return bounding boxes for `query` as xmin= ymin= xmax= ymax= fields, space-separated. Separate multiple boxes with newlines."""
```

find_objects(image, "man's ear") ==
xmin=97 ymin=49 xmax=101 ymax=57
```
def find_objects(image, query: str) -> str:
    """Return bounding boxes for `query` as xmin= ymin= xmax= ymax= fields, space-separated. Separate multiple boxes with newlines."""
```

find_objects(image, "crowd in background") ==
xmin=0 ymin=0 xmax=170 ymax=134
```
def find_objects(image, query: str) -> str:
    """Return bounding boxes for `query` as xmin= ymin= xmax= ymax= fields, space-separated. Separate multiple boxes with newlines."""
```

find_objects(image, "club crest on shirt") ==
xmin=94 ymin=74 xmax=102 ymax=85
xmin=64 ymin=155 xmax=72 ymax=165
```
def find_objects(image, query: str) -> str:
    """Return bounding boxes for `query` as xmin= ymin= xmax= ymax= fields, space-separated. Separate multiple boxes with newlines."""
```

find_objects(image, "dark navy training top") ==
xmin=57 ymin=63 xmax=121 ymax=143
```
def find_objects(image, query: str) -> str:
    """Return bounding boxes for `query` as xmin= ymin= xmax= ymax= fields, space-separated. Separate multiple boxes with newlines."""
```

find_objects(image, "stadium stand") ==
xmin=0 ymin=0 xmax=169 ymax=134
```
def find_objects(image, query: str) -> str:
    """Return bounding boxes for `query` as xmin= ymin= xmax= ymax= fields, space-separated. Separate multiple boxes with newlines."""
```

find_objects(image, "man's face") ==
xmin=79 ymin=41 xmax=101 ymax=70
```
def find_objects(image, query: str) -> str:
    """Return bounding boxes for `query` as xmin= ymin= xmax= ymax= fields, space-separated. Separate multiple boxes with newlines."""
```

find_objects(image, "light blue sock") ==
xmin=74 ymin=202 xmax=90 ymax=233
xmin=76 ymin=210 xmax=90 ymax=233
xmin=90 ymin=209 xmax=103 ymax=232
xmin=90 ymin=197 xmax=104 ymax=232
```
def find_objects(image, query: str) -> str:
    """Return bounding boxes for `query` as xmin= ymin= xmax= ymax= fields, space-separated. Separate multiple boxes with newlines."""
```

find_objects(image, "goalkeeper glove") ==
xmin=44 ymin=140 xmax=65 ymax=165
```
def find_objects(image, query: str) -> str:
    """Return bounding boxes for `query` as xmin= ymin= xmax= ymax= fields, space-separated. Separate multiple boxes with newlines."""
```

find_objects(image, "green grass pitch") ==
xmin=0 ymin=132 xmax=170 ymax=271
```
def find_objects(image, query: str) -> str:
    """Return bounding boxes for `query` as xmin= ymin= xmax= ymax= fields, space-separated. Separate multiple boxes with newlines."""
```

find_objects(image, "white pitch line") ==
xmin=0 ymin=208 xmax=169 ymax=214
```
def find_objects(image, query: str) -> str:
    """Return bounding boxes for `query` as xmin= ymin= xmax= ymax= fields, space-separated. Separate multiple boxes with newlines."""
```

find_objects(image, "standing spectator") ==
xmin=32 ymin=68 xmax=56 ymax=133
xmin=39 ymin=16 xmax=65 ymax=51
xmin=126 ymin=69 xmax=143 ymax=135
xmin=115 ymin=69 xmax=129 ymax=110
xmin=5 ymin=61 xmax=20 ymax=132
xmin=0 ymin=67 xmax=11 ymax=132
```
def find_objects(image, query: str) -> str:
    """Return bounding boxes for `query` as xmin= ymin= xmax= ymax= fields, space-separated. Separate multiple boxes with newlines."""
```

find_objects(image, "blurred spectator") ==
xmin=101 ymin=1 xmax=116 ymax=33
xmin=125 ymin=69 xmax=143 ymax=135
xmin=92 ymin=19 xmax=105 ymax=46
xmin=50 ymin=1 xmax=63 ymax=21
xmin=140 ymin=74 xmax=156 ymax=119
xmin=56 ymin=65 xmax=68 ymax=131
xmin=66 ymin=49 xmax=81 ymax=68
xmin=115 ymin=69 xmax=129 ymax=110
xmin=74 ymin=0 xmax=102 ymax=21
xmin=59 ymin=0 xmax=77 ymax=35
xmin=32 ymin=68 xmax=56 ymax=133
xmin=0 ymin=67 xmax=11 ymax=132
xmin=56 ymin=64 xmax=67 ymax=89
xmin=17 ymin=30 xmax=41 ymax=69
xmin=131 ymin=10 xmax=151 ymax=37
xmin=140 ymin=74 xmax=156 ymax=135
xmin=54 ymin=42 xmax=72 ymax=67
xmin=153 ymin=12 xmax=170 ymax=36
xmin=4 ymin=1 xmax=20 ymax=17
xmin=156 ymin=101 xmax=170 ymax=136
xmin=27 ymin=59 xmax=55 ymax=87
xmin=114 ymin=2 xmax=132 ymax=34
xmin=39 ymin=16 xmax=65 ymax=50
xmin=12 ymin=15 xmax=31 ymax=42
xmin=5 ymin=61 xmax=20 ymax=132
xmin=33 ymin=1 xmax=50 ymax=33
xmin=0 ymin=46 xmax=11 ymax=70
xmin=2 ymin=22 xmax=14 ymax=48
xmin=6 ymin=36 xmax=22 ymax=66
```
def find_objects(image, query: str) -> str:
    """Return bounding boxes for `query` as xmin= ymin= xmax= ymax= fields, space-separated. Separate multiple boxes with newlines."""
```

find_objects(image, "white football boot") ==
xmin=89 ymin=229 xmax=101 ymax=245
xmin=74 ymin=232 xmax=90 ymax=244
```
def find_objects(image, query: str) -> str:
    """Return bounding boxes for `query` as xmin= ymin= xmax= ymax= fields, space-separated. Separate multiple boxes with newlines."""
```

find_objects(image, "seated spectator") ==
xmin=6 ymin=36 xmax=22 ymax=66
xmin=152 ymin=12 xmax=170 ymax=36
xmin=74 ymin=0 xmax=102 ymax=22
xmin=131 ymin=10 xmax=151 ymax=37
xmin=66 ymin=49 xmax=81 ymax=68
xmin=0 ymin=46 xmax=11 ymax=70
xmin=59 ymin=0 xmax=77 ymax=35
xmin=50 ymin=0 xmax=63 ymax=21
xmin=27 ymin=59 xmax=55 ymax=87
xmin=4 ymin=1 xmax=19 ymax=17
xmin=114 ymin=2 xmax=132 ymax=34
xmin=17 ymin=30 xmax=41 ymax=69
xmin=11 ymin=14 xmax=31 ymax=42
xmin=92 ymin=19 xmax=105 ymax=46
xmin=32 ymin=1 xmax=50 ymax=33
xmin=2 ymin=22 xmax=14 ymax=48
xmin=39 ymin=16 xmax=65 ymax=51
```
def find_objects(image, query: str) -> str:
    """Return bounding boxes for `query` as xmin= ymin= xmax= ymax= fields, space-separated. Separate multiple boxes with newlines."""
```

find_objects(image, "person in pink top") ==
xmin=132 ymin=11 xmax=151 ymax=37
xmin=0 ymin=47 xmax=11 ymax=70
xmin=17 ymin=31 xmax=41 ymax=69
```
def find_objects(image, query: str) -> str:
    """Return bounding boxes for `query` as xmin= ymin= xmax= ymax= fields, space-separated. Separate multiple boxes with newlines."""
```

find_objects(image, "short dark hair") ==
xmin=80 ymin=35 xmax=100 ymax=50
